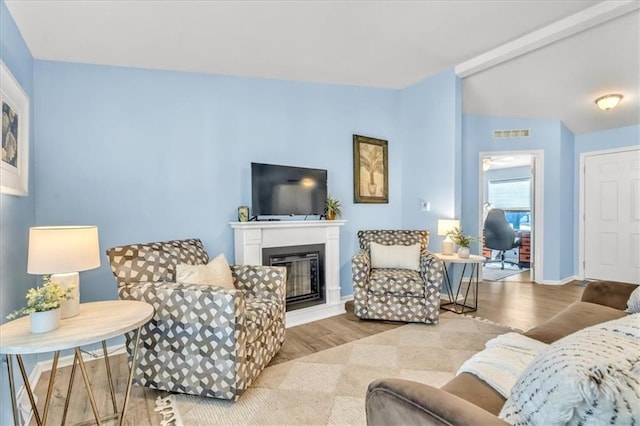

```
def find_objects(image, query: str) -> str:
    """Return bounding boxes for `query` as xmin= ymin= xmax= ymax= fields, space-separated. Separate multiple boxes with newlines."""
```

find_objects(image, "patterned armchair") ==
xmin=352 ymin=230 xmax=444 ymax=324
xmin=106 ymin=238 xmax=286 ymax=401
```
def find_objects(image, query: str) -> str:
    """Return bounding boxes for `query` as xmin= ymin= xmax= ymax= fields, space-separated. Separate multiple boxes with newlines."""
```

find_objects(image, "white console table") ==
xmin=230 ymin=220 xmax=346 ymax=327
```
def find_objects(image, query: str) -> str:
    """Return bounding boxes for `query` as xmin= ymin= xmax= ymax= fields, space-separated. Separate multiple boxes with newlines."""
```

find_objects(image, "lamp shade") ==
xmin=27 ymin=226 xmax=101 ymax=274
xmin=437 ymin=219 xmax=460 ymax=237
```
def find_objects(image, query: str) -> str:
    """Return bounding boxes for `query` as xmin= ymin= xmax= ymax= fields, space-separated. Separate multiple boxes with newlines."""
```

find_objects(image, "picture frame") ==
xmin=353 ymin=134 xmax=388 ymax=203
xmin=1 ymin=60 xmax=30 ymax=197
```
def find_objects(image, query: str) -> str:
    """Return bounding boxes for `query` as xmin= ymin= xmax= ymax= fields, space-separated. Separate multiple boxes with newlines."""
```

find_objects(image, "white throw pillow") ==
xmin=176 ymin=253 xmax=235 ymax=289
xmin=499 ymin=314 xmax=640 ymax=426
xmin=626 ymin=285 xmax=640 ymax=313
xmin=370 ymin=242 xmax=421 ymax=270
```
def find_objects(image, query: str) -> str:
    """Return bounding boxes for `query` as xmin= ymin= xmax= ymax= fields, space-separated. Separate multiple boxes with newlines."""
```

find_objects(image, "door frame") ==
xmin=479 ymin=150 xmax=544 ymax=283
xmin=578 ymin=146 xmax=640 ymax=280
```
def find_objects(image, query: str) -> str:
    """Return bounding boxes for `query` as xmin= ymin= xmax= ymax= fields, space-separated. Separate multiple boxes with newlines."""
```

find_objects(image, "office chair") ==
xmin=484 ymin=209 xmax=521 ymax=269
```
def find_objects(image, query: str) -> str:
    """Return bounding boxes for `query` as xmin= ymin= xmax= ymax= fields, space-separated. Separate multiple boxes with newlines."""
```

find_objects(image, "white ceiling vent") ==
xmin=493 ymin=129 xmax=531 ymax=139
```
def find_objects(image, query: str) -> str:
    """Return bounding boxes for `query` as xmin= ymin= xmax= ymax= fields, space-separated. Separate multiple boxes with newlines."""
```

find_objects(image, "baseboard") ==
xmin=286 ymin=301 xmax=346 ymax=328
xmin=538 ymin=275 xmax=579 ymax=285
xmin=9 ymin=344 xmax=126 ymax=425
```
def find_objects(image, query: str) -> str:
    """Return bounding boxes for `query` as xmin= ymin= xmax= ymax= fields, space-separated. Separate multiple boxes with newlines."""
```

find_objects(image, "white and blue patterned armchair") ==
xmin=352 ymin=230 xmax=444 ymax=324
xmin=106 ymin=238 xmax=286 ymax=401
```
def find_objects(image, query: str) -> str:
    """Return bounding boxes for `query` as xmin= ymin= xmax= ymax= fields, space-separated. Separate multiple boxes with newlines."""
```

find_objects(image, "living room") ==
xmin=1 ymin=1 xmax=638 ymax=425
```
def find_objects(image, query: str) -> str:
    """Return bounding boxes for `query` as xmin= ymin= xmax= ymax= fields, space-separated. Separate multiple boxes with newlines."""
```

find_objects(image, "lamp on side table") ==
xmin=27 ymin=226 xmax=101 ymax=318
xmin=437 ymin=219 xmax=460 ymax=255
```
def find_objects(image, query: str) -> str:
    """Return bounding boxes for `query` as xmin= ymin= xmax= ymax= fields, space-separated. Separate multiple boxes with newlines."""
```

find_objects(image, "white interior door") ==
xmin=584 ymin=148 xmax=640 ymax=283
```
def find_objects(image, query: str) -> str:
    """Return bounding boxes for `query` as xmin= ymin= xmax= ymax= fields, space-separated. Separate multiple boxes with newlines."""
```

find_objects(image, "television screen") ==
xmin=251 ymin=163 xmax=327 ymax=216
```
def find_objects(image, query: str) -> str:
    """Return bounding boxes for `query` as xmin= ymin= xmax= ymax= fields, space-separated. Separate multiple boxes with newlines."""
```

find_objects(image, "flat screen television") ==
xmin=251 ymin=163 xmax=327 ymax=216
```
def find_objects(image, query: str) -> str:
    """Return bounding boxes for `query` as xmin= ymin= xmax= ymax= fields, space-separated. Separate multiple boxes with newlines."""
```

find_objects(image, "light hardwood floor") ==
xmin=25 ymin=273 xmax=584 ymax=425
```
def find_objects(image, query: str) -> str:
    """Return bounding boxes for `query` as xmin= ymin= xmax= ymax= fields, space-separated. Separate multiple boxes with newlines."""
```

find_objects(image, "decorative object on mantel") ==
xmin=324 ymin=195 xmax=342 ymax=220
xmin=447 ymin=226 xmax=475 ymax=258
xmin=1 ymin=60 xmax=30 ymax=197
xmin=437 ymin=219 xmax=460 ymax=255
xmin=237 ymin=206 xmax=249 ymax=222
xmin=27 ymin=226 xmax=101 ymax=319
xmin=6 ymin=281 xmax=73 ymax=333
xmin=353 ymin=134 xmax=388 ymax=204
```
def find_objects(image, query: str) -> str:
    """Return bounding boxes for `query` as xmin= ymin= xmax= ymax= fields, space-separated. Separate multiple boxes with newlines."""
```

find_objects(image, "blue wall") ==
xmin=0 ymin=1 xmax=36 ymax=422
xmin=399 ymin=70 xmax=461 ymax=251
xmin=461 ymin=116 xmax=574 ymax=282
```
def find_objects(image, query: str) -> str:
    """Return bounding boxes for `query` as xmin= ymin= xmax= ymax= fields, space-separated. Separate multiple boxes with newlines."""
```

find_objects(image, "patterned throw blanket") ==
xmin=457 ymin=332 xmax=548 ymax=397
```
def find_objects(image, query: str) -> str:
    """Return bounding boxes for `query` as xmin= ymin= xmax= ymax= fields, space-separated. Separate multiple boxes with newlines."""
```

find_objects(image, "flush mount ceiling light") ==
xmin=595 ymin=94 xmax=623 ymax=111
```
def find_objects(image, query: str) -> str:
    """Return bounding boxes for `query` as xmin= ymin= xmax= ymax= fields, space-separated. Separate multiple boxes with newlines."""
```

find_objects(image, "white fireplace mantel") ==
xmin=230 ymin=220 xmax=346 ymax=327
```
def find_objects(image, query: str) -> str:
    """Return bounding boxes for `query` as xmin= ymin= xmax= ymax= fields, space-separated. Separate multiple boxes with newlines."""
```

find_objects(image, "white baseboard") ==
xmin=538 ymin=275 xmax=579 ymax=285
xmin=286 ymin=301 xmax=346 ymax=328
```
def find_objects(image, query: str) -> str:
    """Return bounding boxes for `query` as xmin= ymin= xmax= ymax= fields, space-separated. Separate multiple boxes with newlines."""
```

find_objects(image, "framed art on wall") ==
xmin=353 ymin=134 xmax=388 ymax=203
xmin=1 ymin=60 xmax=30 ymax=197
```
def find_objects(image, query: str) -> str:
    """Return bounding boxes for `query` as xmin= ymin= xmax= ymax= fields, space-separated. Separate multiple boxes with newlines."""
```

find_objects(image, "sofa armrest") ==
xmin=366 ymin=378 xmax=508 ymax=426
xmin=580 ymin=280 xmax=637 ymax=311
xmin=352 ymin=250 xmax=371 ymax=289
xmin=420 ymin=252 xmax=444 ymax=296
xmin=231 ymin=265 xmax=287 ymax=303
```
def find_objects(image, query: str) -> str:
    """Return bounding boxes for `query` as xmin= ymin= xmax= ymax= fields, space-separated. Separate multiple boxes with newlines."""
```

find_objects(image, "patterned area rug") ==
xmin=156 ymin=313 xmax=514 ymax=425
xmin=483 ymin=264 xmax=529 ymax=282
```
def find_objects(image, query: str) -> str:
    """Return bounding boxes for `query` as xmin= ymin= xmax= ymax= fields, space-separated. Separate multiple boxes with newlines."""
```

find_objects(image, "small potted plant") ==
xmin=6 ymin=279 xmax=74 ymax=333
xmin=447 ymin=226 xmax=475 ymax=258
xmin=324 ymin=195 xmax=342 ymax=220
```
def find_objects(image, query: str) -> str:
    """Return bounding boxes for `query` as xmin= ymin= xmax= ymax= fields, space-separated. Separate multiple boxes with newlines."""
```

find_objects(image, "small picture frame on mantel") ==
xmin=353 ymin=134 xmax=388 ymax=204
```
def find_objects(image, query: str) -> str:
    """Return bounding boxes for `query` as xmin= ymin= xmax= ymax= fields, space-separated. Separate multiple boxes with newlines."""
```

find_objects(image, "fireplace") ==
xmin=263 ymin=244 xmax=325 ymax=311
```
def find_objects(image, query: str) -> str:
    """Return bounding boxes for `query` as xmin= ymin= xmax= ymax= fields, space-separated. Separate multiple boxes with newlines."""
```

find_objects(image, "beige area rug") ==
xmin=155 ymin=313 xmax=514 ymax=426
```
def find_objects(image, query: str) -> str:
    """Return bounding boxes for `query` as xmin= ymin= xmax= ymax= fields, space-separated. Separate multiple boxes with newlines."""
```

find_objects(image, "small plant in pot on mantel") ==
xmin=324 ymin=195 xmax=342 ymax=220
xmin=6 ymin=278 xmax=75 ymax=333
xmin=447 ymin=227 xmax=475 ymax=258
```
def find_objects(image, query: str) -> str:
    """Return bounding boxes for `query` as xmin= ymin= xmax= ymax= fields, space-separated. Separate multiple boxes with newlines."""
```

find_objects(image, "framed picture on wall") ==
xmin=1 ymin=60 xmax=30 ymax=197
xmin=353 ymin=134 xmax=388 ymax=203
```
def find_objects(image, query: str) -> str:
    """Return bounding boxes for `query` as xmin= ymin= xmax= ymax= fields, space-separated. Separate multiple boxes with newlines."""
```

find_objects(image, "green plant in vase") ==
xmin=7 ymin=278 xmax=75 ymax=333
xmin=324 ymin=195 xmax=342 ymax=220
xmin=447 ymin=226 xmax=475 ymax=258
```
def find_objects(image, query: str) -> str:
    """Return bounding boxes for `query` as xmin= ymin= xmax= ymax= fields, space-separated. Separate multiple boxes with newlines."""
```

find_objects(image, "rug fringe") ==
xmin=155 ymin=395 xmax=183 ymax=426
xmin=452 ymin=312 xmax=524 ymax=333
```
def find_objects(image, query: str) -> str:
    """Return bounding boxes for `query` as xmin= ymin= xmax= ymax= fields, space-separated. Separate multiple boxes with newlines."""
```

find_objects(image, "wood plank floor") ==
xmin=26 ymin=273 xmax=584 ymax=425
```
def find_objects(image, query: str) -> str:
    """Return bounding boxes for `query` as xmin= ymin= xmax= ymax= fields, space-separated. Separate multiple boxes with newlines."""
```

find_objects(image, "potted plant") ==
xmin=324 ymin=195 xmax=342 ymax=220
xmin=6 ymin=279 xmax=75 ymax=333
xmin=447 ymin=226 xmax=475 ymax=258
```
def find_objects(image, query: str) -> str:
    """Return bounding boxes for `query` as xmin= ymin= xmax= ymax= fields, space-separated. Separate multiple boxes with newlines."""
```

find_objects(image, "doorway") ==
xmin=479 ymin=151 xmax=544 ymax=283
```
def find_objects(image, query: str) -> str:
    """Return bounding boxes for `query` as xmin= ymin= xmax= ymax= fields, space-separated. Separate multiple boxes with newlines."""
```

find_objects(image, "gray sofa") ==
xmin=365 ymin=280 xmax=637 ymax=425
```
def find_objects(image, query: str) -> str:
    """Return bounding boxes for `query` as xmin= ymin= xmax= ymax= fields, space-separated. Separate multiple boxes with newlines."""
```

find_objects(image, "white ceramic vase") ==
xmin=30 ymin=308 xmax=61 ymax=334
xmin=457 ymin=247 xmax=470 ymax=258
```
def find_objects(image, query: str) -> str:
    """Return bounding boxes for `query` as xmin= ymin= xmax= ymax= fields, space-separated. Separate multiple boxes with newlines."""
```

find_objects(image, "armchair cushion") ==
xmin=370 ymin=242 xmax=421 ymax=270
xmin=369 ymin=269 xmax=425 ymax=297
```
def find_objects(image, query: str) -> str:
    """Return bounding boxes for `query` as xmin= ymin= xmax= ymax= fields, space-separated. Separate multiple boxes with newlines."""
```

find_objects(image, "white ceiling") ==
xmin=4 ymin=0 xmax=639 ymax=134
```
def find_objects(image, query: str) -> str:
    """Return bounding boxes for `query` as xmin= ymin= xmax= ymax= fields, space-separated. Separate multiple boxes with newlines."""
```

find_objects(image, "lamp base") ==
xmin=51 ymin=272 xmax=80 ymax=319
xmin=442 ymin=240 xmax=454 ymax=255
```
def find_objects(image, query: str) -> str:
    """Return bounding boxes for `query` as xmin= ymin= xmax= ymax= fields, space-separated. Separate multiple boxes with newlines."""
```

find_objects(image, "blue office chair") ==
xmin=484 ymin=209 xmax=521 ymax=269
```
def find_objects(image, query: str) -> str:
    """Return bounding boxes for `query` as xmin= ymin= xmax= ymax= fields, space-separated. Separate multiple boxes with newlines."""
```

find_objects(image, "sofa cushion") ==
xmin=244 ymin=296 xmax=278 ymax=344
xmin=369 ymin=268 xmax=425 ymax=296
xmin=441 ymin=372 xmax=506 ymax=416
xmin=370 ymin=242 xmax=421 ymax=270
xmin=523 ymin=301 xmax=627 ymax=344
xmin=627 ymin=285 xmax=640 ymax=313
xmin=500 ymin=314 xmax=640 ymax=426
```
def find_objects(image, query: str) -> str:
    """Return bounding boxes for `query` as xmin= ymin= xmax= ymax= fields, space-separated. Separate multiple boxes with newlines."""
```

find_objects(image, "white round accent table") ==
xmin=0 ymin=300 xmax=153 ymax=426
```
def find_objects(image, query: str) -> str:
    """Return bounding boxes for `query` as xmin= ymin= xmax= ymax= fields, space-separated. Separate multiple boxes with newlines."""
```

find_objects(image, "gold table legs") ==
xmin=5 ymin=326 xmax=143 ymax=426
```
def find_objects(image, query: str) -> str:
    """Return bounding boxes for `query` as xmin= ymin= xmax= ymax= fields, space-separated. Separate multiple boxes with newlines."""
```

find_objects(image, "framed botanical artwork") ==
xmin=353 ymin=134 xmax=388 ymax=203
xmin=1 ymin=60 xmax=30 ymax=197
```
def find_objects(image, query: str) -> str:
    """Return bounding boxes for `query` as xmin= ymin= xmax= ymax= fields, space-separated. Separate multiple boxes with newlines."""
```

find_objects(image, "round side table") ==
xmin=434 ymin=253 xmax=485 ymax=314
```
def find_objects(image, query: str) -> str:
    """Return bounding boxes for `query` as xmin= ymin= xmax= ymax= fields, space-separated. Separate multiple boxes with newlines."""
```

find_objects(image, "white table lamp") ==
xmin=27 ymin=226 xmax=101 ymax=319
xmin=437 ymin=219 xmax=460 ymax=255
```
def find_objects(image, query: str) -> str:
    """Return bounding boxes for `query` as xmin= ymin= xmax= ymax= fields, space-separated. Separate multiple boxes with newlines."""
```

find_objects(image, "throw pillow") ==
xmin=499 ymin=314 xmax=640 ymax=426
xmin=626 ymin=285 xmax=640 ymax=313
xmin=370 ymin=242 xmax=421 ymax=270
xmin=176 ymin=253 xmax=235 ymax=289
